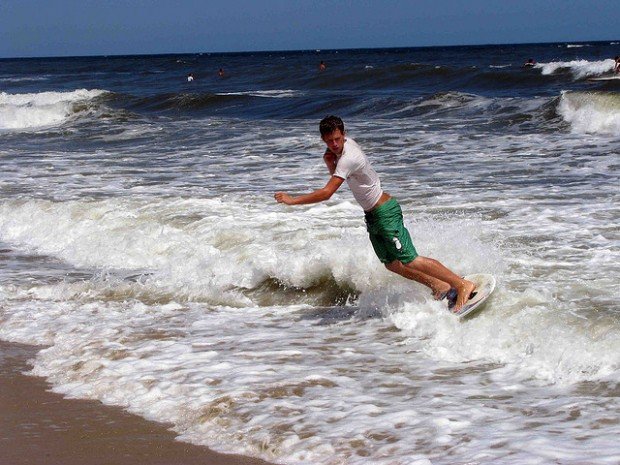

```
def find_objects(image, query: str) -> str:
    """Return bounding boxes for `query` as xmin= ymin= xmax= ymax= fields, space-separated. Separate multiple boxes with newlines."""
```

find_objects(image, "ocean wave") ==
xmin=0 ymin=198 xmax=371 ymax=307
xmin=1 ymin=197 xmax=618 ymax=464
xmin=467 ymin=67 xmax=552 ymax=88
xmin=537 ymin=59 xmax=615 ymax=80
xmin=1 ymin=189 xmax=619 ymax=464
xmin=123 ymin=90 xmax=303 ymax=115
xmin=380 ymin=91 xmax=557 ymax=130
xmin=0 ymin=89 xmax=108 ymax=130
xmin=0 ymin=76 xmax=49 ymax=83
xmin=411 ymin=91 xmax=493 ymax=114
xmin=3 ymin=195 xmax=617 ymax=385
xmin=390 ymin=291 xmax=620 ymax=385
xmin=558 ymin=91 xmax=620 ymax=135
xmin=218 ymin=89 xmax=304 ymax=98
xmin=314 ymin=62 xmax=468 ymax=91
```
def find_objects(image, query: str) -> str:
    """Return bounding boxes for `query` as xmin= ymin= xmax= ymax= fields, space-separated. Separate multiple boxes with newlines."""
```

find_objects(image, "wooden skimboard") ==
xmin=451 ymin=273 xmax=496 ymax=319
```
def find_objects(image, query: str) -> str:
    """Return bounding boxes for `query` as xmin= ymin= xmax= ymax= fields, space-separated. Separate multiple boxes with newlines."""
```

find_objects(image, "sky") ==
xmin=1 ymin=0 xmax=618 ymax=58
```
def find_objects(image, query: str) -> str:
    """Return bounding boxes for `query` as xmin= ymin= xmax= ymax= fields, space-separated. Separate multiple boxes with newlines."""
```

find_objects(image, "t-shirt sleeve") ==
xmin=333 ymin=154 xmax=361 ymax=180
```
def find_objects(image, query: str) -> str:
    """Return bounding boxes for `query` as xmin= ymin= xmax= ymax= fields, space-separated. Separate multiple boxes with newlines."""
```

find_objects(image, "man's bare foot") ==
xmin=453 ymin=279 xmax=477 ymax=312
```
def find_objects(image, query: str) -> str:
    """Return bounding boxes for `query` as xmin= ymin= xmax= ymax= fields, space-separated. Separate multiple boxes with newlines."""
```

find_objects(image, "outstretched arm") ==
xmin=274 ymin=175 xmax=344 ymax=206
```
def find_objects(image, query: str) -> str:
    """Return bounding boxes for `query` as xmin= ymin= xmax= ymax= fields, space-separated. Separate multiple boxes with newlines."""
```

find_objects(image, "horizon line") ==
xmin=1 ymin=38 xmax=618 ymax=61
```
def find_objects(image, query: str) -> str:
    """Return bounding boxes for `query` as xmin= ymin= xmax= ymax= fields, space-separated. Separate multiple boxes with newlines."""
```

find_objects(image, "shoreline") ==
xmin=0 ymin=340 xmax=274 ymax=465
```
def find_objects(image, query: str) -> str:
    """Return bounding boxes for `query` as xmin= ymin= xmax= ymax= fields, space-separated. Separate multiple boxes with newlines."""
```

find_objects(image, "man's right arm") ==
xmin=274 ymin=175 xmax=344 ymax=205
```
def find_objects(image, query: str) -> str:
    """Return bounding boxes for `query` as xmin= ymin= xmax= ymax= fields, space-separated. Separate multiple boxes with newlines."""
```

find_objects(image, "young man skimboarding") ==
xmin=274 ymin=115 xmax=476 ymax=312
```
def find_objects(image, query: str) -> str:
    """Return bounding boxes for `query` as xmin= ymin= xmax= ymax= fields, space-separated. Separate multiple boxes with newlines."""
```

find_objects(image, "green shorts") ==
xmin=364 ymin=198 xmax=418 ymax=264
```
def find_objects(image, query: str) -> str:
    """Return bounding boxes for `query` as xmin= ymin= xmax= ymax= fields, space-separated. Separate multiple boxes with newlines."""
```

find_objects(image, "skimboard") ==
xmin=447 ymin=273 xmax=496 ymax=319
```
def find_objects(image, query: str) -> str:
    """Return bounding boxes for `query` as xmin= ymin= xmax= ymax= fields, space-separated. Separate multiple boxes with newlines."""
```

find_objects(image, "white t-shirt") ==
xmin=333 ymin=138 xmax=383 ymax=211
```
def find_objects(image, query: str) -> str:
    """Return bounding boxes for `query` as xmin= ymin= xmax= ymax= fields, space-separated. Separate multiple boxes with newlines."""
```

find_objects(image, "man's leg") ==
xmin=385 ymin=260 xmax=450 ymax=299
xmin=385 ymin=257 xmax=476 ymax=311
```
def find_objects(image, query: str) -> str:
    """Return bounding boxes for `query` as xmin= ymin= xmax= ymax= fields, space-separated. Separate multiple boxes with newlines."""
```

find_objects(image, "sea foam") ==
xmin=0 ymin=89 xmax=107 ymax=130
xmin=558 ymin=91 xmax=620 ymax=135
xmin=538 ymin=59 xmax=615 ymax=79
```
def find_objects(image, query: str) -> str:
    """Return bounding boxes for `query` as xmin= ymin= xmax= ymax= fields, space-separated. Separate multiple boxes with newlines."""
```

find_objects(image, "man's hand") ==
xmin=274 ymin=192 xmax=294 ymax=205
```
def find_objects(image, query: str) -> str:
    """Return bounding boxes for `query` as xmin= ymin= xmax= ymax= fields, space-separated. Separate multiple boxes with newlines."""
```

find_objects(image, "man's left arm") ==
xmin=324 ymin=150 xmax=337 ymax=175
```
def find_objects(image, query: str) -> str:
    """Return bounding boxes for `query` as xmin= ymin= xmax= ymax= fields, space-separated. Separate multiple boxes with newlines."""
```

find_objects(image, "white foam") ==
xmin=1 ymin=292 xmax=618 ymax=465
xmin=0 ymin=89 xmax=107 ymax=130
xmin=1 ymin=193 xmax=617 ymax=388
xmin=0 ymin=197 xmax=380 ymax=305
xmin=390 ymin=291 xmax=620 ymax=385
xmin=0 ymin=76 xmax=48 ymax=83
xmin=537 ymin=59 xmax=615 ymax=79
xmin=218 ymin=89 xmax=303 ymax=98
xmin=558 ymin=91 xmax=620 ymax=135
xmin=1 ymin=115 xmax=619 ymax=465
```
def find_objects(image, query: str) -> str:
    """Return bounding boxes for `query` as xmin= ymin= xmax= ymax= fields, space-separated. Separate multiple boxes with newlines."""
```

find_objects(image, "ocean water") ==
xmin=1 ymin=41 xmax=619 ymax=464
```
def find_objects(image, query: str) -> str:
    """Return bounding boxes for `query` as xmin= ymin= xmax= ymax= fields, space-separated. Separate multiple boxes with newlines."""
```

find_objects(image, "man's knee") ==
xmin=392 ymin=256 xmax=429 ymax=273
xmin=385 ymin=260 xmax=404 ymax=274
xmin=408 ymin=256 xmax=429 ymax=269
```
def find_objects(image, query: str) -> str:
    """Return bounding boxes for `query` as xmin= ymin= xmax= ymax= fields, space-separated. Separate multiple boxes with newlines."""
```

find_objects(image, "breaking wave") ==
xmin=558 ymin=91 xmax=620 ymax=135
xmin=0 ymin=89 xmax=108 ymax=130
xmin=537 ymin=59 xmax=616 ymax=80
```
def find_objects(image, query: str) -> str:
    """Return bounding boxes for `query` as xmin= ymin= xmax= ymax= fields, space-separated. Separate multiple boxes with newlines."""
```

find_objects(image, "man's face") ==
xmin=322 ymin=129 xmax=345 ymax=155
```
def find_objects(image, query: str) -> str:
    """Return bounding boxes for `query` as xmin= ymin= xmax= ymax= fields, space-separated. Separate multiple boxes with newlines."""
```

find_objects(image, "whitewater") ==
xmin=1 ymin=41 xmax=619 ymax=464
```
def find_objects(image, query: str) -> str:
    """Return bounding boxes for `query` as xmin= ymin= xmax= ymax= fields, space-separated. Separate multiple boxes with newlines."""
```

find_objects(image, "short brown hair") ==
xmin=319 ymin=115 xmax=345 ymax=137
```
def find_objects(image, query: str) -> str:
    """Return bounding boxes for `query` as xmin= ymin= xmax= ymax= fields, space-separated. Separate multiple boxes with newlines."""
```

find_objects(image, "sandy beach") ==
xmin=0 ymin=341 xmax=274 ymax=465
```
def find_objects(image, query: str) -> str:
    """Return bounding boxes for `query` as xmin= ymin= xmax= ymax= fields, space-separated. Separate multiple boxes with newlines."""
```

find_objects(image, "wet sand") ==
xmin=0 ymin=341 xmax=274 ymax=465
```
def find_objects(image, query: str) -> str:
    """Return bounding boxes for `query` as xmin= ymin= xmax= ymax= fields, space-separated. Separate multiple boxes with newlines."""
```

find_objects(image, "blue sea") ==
xmin=1 ymin=41 xmax=619 ymax=465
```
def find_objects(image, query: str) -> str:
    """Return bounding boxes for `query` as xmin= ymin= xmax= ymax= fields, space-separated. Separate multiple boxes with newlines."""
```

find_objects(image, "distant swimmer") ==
xmin=614 ymin=56 xmax=620 ymax=75
xmin=319 ymin=60 xmax=326 ymax=71
xmin=274 ymin=115 xmax=478 ymax=313
xmin=218 ymin=68 xmax=225 ymax=78
xmin=523 ymin=58 xmax=536 ymax=68
xmin=187 ymin=73 xmax=194 ymax=82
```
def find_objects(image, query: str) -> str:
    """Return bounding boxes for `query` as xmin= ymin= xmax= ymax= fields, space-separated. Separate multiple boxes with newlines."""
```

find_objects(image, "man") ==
xmin=274 ymin=115 xmax=476 ymax=312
